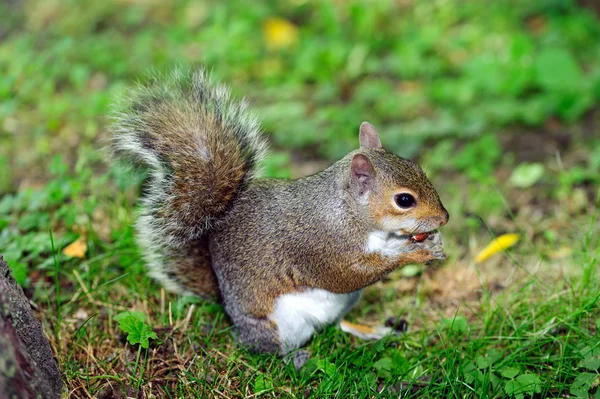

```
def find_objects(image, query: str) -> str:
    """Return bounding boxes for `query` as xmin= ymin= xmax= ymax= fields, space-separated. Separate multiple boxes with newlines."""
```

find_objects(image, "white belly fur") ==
xmin=268 ymin=288 xmax=361 ymax=352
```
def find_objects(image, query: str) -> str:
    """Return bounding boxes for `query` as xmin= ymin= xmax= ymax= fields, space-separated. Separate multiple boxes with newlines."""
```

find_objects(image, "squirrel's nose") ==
xmin=438 ymin=208 xmax=449 ymax=226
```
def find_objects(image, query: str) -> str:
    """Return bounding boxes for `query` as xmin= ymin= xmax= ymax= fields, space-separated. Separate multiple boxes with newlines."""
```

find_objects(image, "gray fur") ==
xmin=214 ymin=263 xmax=282 ymax=354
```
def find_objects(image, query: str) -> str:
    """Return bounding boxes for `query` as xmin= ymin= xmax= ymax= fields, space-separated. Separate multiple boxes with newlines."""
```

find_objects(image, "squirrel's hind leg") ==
xmin=222 ymin=293 xmax=312 ymax=369
xmin=339 ymin=320 xmax=403 ymax=340
xmin=221 ymin=295 xmax=283 ymax=354
xmin=144 ymin=238 xmax=221 ymax=300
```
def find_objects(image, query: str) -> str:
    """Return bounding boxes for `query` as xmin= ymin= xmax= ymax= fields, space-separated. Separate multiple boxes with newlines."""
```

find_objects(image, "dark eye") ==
xmin=395 ymin=193 xmax=416 ymax=209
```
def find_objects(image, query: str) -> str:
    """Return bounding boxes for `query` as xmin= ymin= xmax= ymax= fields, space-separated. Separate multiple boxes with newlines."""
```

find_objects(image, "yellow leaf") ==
xmin=475 ymin=233 xmax=519 ymax=263
xmin=62 ymin=237 xmax=88 ymax=259
xmin=263 ymin=18 xmax=298 ymax=50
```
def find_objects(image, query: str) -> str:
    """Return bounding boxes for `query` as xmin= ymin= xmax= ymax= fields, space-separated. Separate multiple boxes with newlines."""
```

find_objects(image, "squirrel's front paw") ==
xmin=406 ymin=230 xmax=446 ymax=263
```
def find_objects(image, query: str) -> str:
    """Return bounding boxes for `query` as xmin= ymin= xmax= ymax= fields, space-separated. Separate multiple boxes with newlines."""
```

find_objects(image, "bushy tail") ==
xmin=111 ymin=68 xmax=267 ymax=296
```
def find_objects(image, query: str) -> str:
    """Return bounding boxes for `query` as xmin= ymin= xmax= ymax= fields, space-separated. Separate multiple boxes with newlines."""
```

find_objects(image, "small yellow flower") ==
xmin=63 ymin=236 xmax=88 ymax=259
xmin=475 ymin=233 xmax=520 ymax=263
xmin=263 ymin=17 xmax=298 ymax=50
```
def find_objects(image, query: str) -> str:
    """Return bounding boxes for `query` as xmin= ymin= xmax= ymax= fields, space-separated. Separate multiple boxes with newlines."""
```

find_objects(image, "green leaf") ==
xmin=535 ymin=48 xmax=583 ymax=92
xmin=372 ymin=352 xmax=407 ymax=379
xmin=504 ymin=374 xmax=542 ymax=398
xmin=578 ymin=345 xmax=600 ymax=371
xmin=515 ymin=374 xmax=542 ymax=395
xmin=510 ymin=163 xmax=544 ymax=188
xmin=116 ymin=315 xmax=157 ymax=349
xmin=476 ymin=355 xmax=493 ymax=369
xmin=486 ymin=349 xmax=503 ymax=365
xmin=373 ymin=357 xmax=393 ymax=378
xmin=579 ymin=356 xmax=600 ymax=371
xmin=462 ymin=362 xmax=477 ymax=384
xmin=0 ymin=195 xmax=15 ymax=214
xmin=114 ymin=311 xmax=146 ymax=323
xmin=253 ymin=373 xmax=273 ymax=396
xmin=304 ymin=357 xmax=337 ymax=378
xmin=504 ymin=379 xmax=521 ymax=397
xmin=315 ymin=358 xmax=337 ymax=378
xmin=501 ymin=367 xmax=520 ymax=379
xmin=571 ymin=372 xmax=598 ymax=394
xmin=371 ymin=339 xmax=386 ymax=354
xmin=571 ymin=388 xmax=591 ymax=399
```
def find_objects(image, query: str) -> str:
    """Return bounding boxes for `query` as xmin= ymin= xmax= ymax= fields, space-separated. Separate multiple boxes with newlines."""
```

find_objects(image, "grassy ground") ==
xmin=1 ymin=0 xmax=600 ymax=397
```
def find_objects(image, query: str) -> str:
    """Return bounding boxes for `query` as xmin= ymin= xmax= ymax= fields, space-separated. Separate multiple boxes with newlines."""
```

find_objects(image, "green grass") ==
xmin=34 ymin=199 xmax=600 ymax=398
xmin=1 ymin=0 xmax=600 ymax=397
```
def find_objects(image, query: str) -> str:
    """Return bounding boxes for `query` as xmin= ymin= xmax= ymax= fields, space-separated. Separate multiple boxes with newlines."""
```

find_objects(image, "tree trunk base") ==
xmin=0 ymin=254 xmax=63 ymax=398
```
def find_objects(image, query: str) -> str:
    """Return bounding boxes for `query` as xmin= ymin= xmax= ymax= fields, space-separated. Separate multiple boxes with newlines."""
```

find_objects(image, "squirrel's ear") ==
xmin=351 ymin=154 xmax=375 ymax=195
xmin=359 ymin=122 xmax=382 ymax=149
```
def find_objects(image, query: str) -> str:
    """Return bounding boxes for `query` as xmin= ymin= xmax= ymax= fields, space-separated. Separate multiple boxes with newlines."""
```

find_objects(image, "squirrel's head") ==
xmin=348 ymin=122 xmax=449 ymax=235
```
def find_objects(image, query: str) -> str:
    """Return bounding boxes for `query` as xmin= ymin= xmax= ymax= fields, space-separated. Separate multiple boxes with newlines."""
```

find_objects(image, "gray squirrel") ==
xmin=111 ymin=68 xmax=449 ymax=368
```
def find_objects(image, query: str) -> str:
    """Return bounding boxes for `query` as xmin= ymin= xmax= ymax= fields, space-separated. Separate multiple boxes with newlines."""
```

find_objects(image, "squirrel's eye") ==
xmin=395 ymin=193 xmax=416 ymax=209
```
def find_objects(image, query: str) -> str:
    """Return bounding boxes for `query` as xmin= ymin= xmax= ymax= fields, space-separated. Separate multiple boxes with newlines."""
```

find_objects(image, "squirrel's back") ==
xmin=111 ymin=68 xmax=268 ymax=296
